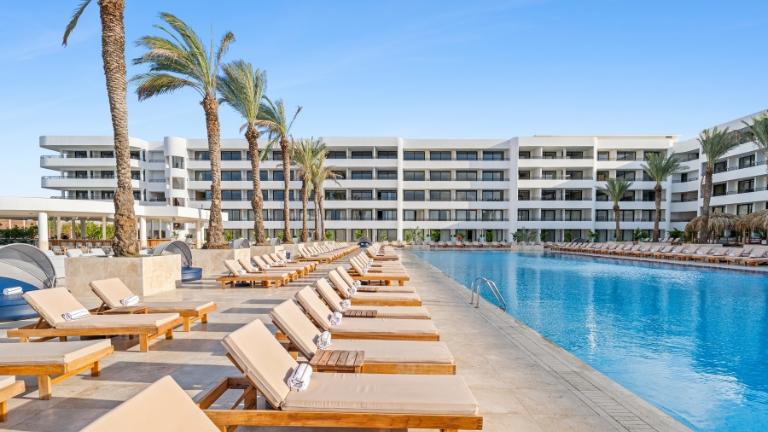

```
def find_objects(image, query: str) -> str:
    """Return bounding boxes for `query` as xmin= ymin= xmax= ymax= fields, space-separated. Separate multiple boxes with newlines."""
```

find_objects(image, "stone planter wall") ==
xmin=65 ymin=255 xmax=181 ymax=299
xmin=191 ymin=248 xmax=251 ymax=275
xmin=509 ymin=244 xmax=544 ymax=252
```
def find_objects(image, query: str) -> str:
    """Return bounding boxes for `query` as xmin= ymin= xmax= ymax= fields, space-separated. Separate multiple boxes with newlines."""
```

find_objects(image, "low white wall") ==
xmin=65 ymin=255 xmax=181 ymax=299
xmin=191 ymin=248 xmax=251 ymax=276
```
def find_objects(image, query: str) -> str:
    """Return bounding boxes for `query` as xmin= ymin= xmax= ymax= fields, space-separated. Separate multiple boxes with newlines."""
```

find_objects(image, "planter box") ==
xmin=191 ymin=248 xmax=251 ymax=276
xmin=509 ymin=245 xmax=544 ymax=252
xmin=65 ymin=255 xmax=182 ymax=299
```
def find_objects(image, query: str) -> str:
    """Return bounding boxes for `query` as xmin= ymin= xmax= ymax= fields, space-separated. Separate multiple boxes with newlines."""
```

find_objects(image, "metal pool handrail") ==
xmin=470 ymin=277 xmax=507 ymax=311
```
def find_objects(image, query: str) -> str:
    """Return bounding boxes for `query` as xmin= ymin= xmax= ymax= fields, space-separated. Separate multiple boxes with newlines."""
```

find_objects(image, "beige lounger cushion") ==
xmin=24 ymin=288 xmax=86 ymax=327
xmin=80 ymin=376 xmax=220 ymax=432
xmin=334 ymin=318 xmax=438 ymax=336
xmin=0 ymin=375 xmax=15 ymax=390
xmin=282 ymin=373 xmax=478 ymax=415
xmin=224 ymin=259 xmax=245 ymax=275
xmin=270 ymin=300 xmax=322 ymax=358
xmin=351 ymin=292 xmax=422 ymax=302
xmin=0 ymin=340 xmax=111 ymax=365
xmin=90 ymin=278 xmax=214 ymax=312
xmin=56 ymin=313 xmax=180 ymax=330
xmin=348 ymin=306 xmax=430 ymax=319
xmin=331 ymin=340 xmax=453 ymax=364
xmin=221 ymin=320 xmax=296 ymax=409
xmin=133 ymin=301 xmax=215 ymax=313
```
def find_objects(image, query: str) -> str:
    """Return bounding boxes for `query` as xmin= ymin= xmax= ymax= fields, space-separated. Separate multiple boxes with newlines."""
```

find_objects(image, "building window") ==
xmin=643 ymin=151 xmax=661 ymax=161
xmin=429 ymin=190 xmax=451 ymax=201
xmin=616 ymin=170 xmax=635 ymax=181
xmin=246 ymin=190 xmax=268 ymax=201
xmin=272 ymin=151 xmax=282 ymax=160
xmin=133 ymin=191 xmax=141 ymax=201
xmin=100 ymin=151 xmax=114 ymax=158
xmin=332 ymin=170 xmax=346 ymax=180
xmin=619 ymin=210 xmax=634 ymax=221
xmin=74 ymin=171 xmax=88 ymax=179
xmin=642 ymin=190 xmax=656 ymax=201
xmin=131 ymin=171 xmax=140 ymax=180
xmin=221 ymin=190 xmax=242 ymax=201
xmin=541 ymin=171 xmax=557 ymax=180
xmin=403 ymin=210 xmax=417 ymax=221
xmin=620 ymin=191 xmax=634 ymax=202
xmin=456 ymin=151 xmax=477 ymax=160
xmin=518 ymin=190 xmax=530 ymax=200
xmin=404 ymin=151 xmax=425 ymax=160
xmin=566 ymin=151 xmax=584 ymax=159
xmin=738 ymin=179 xmax=755 ymax=193
xmin=195 ymin=171 xmax=212 ymax=181
xmin=404 ymin=190 xmax=425 ymax=201
xmin=482 ymin=190 xmax=503 ymax=201
xmin=565 ymin=171 xmax=583 ymax=180
xmin=404 ymin=171 xmax=426 ymax=181
xmin=541 ymin=190 xmax=557 ymax=201
xmin=378 ymin=151 xmax=397 ymax=159
xmin=246 ymin=171 xmax=269 ymax=181
xmin=519 ymin=151 xmax=530 ymax=159
xmin=543 ymin=152 xmax=557 ymax=159
xmin=596 ymin=190 xmax=608 ymax=201
xmin=429 ymin=210 xmax=450 ymax=221
xmin=430 ymin=151 xmax=451 ymax=161
xmin=327 ymin=151 xmax=346 ymax=159
xmin=541 ymin=210 xmax=556 ymax=221
xmin=195 ymin=151 xmax=210 ymax=161
xmin=737 ymin=204 xmax=753 ymax=216
xmin=273 ymin=170 xmax=296 ymax=181
xmin=101 ymin=171 xmax=114 ymax=179
xmin=597 ymin=152 xmax=609 ymax=161
xmin=102 ymin=191 xmax=115 ymax=199
xmin=227 ymin=210 xmax=242 ymax=221
xmin=739 ymin=155 xmax=756 ymax=169
xmin=517 ymin=210 xmax=529 ymax=221
xmin=221 ymin=171 xmax=242 ymax=181
xmin=325 ymin=210 xmax=346 ymax=220
xmin=130 ymin=151 xmax=141 ymax=160
xmin=351 ymin=171 xmax=373 ymax=180
xmin=597 ymin=171 xmax=609 ymax=181
xmin=483 ymin=151 xmax=504 ymax=161
xmin=430 ymin=171 xmax=451 ymax=181
xmin=377 ymin=210 xmax=397 ymax=221
xmin=221 ymin=151 xmax=241 ymax=160
xmin=714 ymin=161 xmax=727 ymax=173
xmin=377 ymin=171 xmax=397 ymax=180
xmin=482 ymin=171 xmax=503 ymax=181
xmin=351 ymin=151 xmax=373 ymax=159
xmin=351 ymin=209 xmax=373 ymax=220
xmin=325 ymin=190 xmax=346 ymax=200
xmin=564 ymin=210 xmax=582 ymax=221
xmin=455 ymin=171 xmax=477 ymax=181
xmin=519 ymin=171 xmax=530 ymax=179
xmin=616 ymin=151 xmax=635 ymax=161
xmin=456 ymin=210 xmax=477 ymax=221
xmin=564 ymin=190 xmax=582 ymax=201
xmin=456 ymin=190 xmax=477 ymax=201
xmin=596 ymin=210 xmax=609 ymax=221
xmin=713 ymin=184 xmax=727 ymax=196
xmin=378 ymin=190 xmax=397 ymax=200
xmin=351 ymin=190 xmax=373 ymax=200
xmin=641 ymin=210 xmax=656 ymax=222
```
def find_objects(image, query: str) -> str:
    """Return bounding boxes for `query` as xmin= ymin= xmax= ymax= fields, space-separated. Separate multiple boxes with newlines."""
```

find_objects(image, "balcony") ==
xmin=521 ymin=217 xmax=593 ymax=222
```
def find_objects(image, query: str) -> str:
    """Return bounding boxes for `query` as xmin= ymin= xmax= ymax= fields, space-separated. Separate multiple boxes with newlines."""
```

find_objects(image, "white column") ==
xmin=396 ymin=137 xmax=404 ymax=241
xmin=55 ymin=216 xmax=61 ymax=239
xmin=591 ymin=136 xmax=598 ymax=234
xmin=38 ymin=212 xmax=49 ymax=250
xmin=508 ymin=138 xmax=519 ymax=240
xmin=139 ymin=217 xmax=147 ymax=248
xmin=195 ymin=221 xmax=203 ymax=248
xmin=101 ymin=216 xmax=107 ymax=240
xmin=80 ymin=219 xmax=87 ymax=240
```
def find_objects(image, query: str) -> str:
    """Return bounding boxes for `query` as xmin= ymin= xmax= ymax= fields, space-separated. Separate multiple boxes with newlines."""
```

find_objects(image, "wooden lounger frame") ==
xmin=198 ymin=375 xmax=479 ymax=432
xmin=7 ymin=315 xmax=182 ymax=353
xmin=0 ymin=344 xmax=113 ymax=400
xmin=345 ymin=294 xmax=422 ymax=307
xmin=96 ymin=302 xmax=217 ymax=332
xmin=347 ymin=269 xmax=410 ymax=286
xmin=0 ymin=380 xmax=24 ymax=422
xmin=216 ymin=273 xmax=289 ymax=289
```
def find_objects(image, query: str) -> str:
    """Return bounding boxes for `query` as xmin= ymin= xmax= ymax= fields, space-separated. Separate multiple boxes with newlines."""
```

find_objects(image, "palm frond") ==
xmin=218 ymin=60 xmax=266 ymax=125
xmin=132 ymin=73 xmax=199 ymax=101
xmin=62 ymin=0 xmax=92 ymax=46
xmin=743 ymin=114 xmax=768 ymax=166
xmin=596 ymin=177 xmax=633 ymax=205
xmin=698 ymin=126 xmax=740 ymax=166
xmin=640 ymin=152 xmax=687 ymax=184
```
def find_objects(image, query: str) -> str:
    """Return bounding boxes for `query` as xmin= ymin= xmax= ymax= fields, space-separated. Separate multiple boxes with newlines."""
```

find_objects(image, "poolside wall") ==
xmin=191 ymin=248 xmax=251 ymax=275
xmin=64 ymin=255 xmax=182 ymax=298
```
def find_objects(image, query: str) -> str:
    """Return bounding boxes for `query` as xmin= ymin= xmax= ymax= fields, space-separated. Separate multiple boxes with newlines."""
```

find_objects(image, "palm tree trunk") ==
xmin=99 ymin=0 xmax=137 ymax=257
xmin=318 ymin=186 xmax=326 ymax=241
xmin=245 ymin=125 xmax=267 ymax=245
xmin=280 ymin=137 xmax=293 ymax=243
xmin=301 ymin=178 xmax=308 ymax=242
xmin=699 ymin=166 xmax=713 ymax=243
xmin=653 ymin=183 xmax=662 ymax=242
xmin=613 ymin=203 xmax=620 ymax=241
xmin=313 ymin=183 xmax=321 ymax=241
xmin=201 ymin=94 xmax=225 ymax=248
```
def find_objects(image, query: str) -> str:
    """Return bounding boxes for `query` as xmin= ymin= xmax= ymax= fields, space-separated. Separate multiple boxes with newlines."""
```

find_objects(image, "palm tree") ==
xmin=217 ymin=61 xmax=268 ymax=245
xmin=640 ymin=152 xmax=687 ymax=241
xmin=697 ymin=127 xmax=740 ymax=243
xmin=596 ymin=177 xmax=633 ymax=241
xmin=63 ymin=0 xmax=138 ymax=257
xmin=131 ymin=13 xmax=234 ymax=248
xmin=310 ymin=150 xmax=341 ymax=241
xmin=289 ymin=139 xmax=325 ymax=242
xmin=255 ymin=98 xmax=302 ymax=243
xmin=743 ymin=113 xmax=768 ymax=171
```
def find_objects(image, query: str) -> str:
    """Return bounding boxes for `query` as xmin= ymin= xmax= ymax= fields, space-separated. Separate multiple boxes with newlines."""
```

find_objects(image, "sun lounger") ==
xmin=347 ymin=258 xmax=410 ymax=286
xmin=270 ymin=300 xmax=454 ymax=374
xmin=90 ymin=278 xmax=216 ymax=332
xmin=294 ymin=287 xmax=439 ymax=341
xmin=81 ymin=376 xmax=220 ymax=432
xmin=0 ymin=340 xmax=113 ymax=400
xmin=242 ymin=257 xmax=300 ymax=280
xmin=0 ymin=376 xmax=24 ymax=422
xmin=741 ymin=249 xmax=768 ymax=266
xmin=198 ymin=320 xmax=481 ymax=431
xmin=314 ymin=278 xmax=429 ymax=319
xmin=8 ymin=288 xmax=181 ymax=352
xmin=677 ymin=246 xmax=708 ymax=261
xmin=329 ymin=269 xmax=422 ymax=306
xmin=701 ymin=247 xmax=731 ymax=263
xmin=723 ymin=247 xmax=754 ymax=265
xmin=265 ymin=253 xmax=317 ymax=273
xmin=657 ymin=245 xmax=685 ymax=259
xmin=217 ymin=260 xmax=290 ymax=289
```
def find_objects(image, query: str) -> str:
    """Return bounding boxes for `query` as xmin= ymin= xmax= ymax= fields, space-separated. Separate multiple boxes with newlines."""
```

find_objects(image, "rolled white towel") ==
xmin=279 ymin=260 xmax=285 ymax=264
xmin=2 ymin=287 xmax=22 ymax=295
xmin=340 ymin=299 xmax=351 ymax=311
xmin=264 ymin=264 xmax=270 ymax=269
xmin=317 ymin=331 xmax=332 ymax=349
xmin=287 ymin=363 xmax=312 ymax=392
xmin=349 ymin=285 xmax=357 ymax=295
xmin=237 ymin=269 xmax=246 ymax=275
xmin=329 ymin=311 xmax=343 ymax=325
xmin=120 ymin=295 xmax=139 ymax=306
xmin=353 ymin=281 xmax=361 ymax=288
xmin=62 ymin=308 xmax=90 ymax=321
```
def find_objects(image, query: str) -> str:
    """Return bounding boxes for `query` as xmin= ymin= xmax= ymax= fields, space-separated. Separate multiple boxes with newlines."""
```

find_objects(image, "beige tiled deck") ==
xmin=0 ymin=250 xmax=689 ymax=431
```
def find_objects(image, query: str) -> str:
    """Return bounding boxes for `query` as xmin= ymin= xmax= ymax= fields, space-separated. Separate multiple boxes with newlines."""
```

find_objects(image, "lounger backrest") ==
xmin=252 ymin=256 xmax=271 ymax=270
xmin=708 ymin=247 xmax=725 ymax=255
xmin=314 ymin=278 xmax=345 ymax=313
xmin=24 ymin=287 xmax=86 ymax=327
xmin=221 ymin=319 xmax=297 ymax=409
xmin=295 ymin=287 xmax=333 ymax=330
xmin=270 ymin=299 xmax=321 ymax=358
xmin=726 ymin=248 xmax=743 ymax=257
xmin=348 ymin=259 xmax=365 ymax=275
xmin=90 ymin=278 xmax=134 ymax=309
xmin=66 ymin=249 xmax=83 ymax=257
xmin=335 ymin=265 xmax=357 ymax=287
xmin=224 ymin=260 xmax=243 ymax=276
xmin=751 ymin=249 xmax=768 ymax=258
xmin=267 ymin=253 xmax=282 ymax=263
xmin=328 ymin=270 xmax=352 ymax=298
xmin=80 ymin=376 xmax=220 ymax=432
xmin=742 ymin=247 xmax=754 ymax=256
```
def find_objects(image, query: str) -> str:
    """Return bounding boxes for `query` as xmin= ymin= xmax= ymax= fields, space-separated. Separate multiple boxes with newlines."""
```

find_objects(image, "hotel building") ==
xmin=39 ymin=110 xmax=768 ymax=243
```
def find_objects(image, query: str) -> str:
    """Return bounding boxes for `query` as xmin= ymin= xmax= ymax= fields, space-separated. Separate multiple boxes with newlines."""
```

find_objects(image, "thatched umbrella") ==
xmin=685 ymin=212 xmax=740 ymax=240
xmin=736 ymin=209 xmax=768 ymax=233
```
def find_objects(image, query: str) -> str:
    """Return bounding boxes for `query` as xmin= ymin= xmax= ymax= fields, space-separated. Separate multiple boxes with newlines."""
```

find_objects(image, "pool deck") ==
xmin=0 ymin=249 xmax=690 ymax=431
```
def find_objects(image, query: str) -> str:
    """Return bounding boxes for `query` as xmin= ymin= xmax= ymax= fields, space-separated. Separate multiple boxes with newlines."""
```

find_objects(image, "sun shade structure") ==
xmin=151 ymin=241 xmax=201 ymax=281
xmin=230 ymin=238 xmax=251 ymax=249
xmin=685 ymin=213 xmax=741 ymax=237
xmin=0 ymin=244 xmax=57 ymax=289
xmin=736 ymin=209 xmax=768 ymax=233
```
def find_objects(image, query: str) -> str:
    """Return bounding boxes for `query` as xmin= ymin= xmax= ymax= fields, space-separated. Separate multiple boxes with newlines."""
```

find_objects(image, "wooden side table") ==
xmin=344 ymin=310 xmax=378 ymax=318
xmin=102 ymin=305 xmax=148 ymax=315
xmin=309 ymin=350 xmax=364 ymax=373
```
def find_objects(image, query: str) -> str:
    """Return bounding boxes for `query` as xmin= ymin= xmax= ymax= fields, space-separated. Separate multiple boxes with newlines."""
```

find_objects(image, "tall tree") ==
xmin=63 ymin=0 xmax=138 ymax=256
xmin=596 ymin=177 xmax=633 ymax=241
xmin=218 ymin=61 xmax=268 ymax=245
xmin=743 ymin=114 xmax=768 ymax=171
xmin=310 ymin=150 xmax=341 ymax=241
xmin=255 ymin=98 xmax=301 ymax=243
xmin=289 ymin=138 xmax=325 ymax=243
xmin=640 ymin=152 xmax=687 ymax=241
xmin=131 ymin=12 xmax=234 ymax=248
xmin=697 ymin=127 xmax=740 ymax=243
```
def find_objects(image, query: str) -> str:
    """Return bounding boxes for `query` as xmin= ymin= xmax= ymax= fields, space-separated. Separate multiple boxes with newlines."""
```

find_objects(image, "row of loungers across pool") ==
xmin=551 ymin=242 xmax=768 ymax=266
xmin=3 ymin=246 xmax=482 ymax=431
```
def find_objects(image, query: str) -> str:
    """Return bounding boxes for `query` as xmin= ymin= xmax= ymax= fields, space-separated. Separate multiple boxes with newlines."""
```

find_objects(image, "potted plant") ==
xmin=325 ymin=231 xmax=333 ymax=241
xmin=587 ymin=230 xmax=597 ymax=243
xmin=171 ymin=231 xmax=179 ymax=240
xmin=757 ymin=229 xmax=767 ymax=245
xmin=185 ymin=233 xmax=194 ymax=244
xmin=539 ymin=231 xmax=547 ymax=243
xmin=380 ymin=232 xmax=388 ymax=241
xmin=485 ymin=231 xmax=493 ymax=242
xmin=564 ymin=230 xmax=573 ymax=242
xmin=632 ymin=227 xmax=647 ymax=244
xmin=430 ymin=230 xmax=440 ymax=242
xmin=276 ymin=232 xmax=284 ymax=244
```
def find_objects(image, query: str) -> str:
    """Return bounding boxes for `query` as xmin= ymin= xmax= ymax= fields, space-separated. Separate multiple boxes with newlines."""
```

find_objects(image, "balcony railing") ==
xmin=726 ymin=187 xmax=767 ymax=195
xmin=671 ymin=197 xmax=698 ymax=202
xmin=522 ymin=217 xmax=593 ymax=222
xmin=520 ymin=176 xmax=594 ymax=180
xmin=519 ymin=197 xmax=593 ymax=201
xmin=713 ymin=161 xmax=766 ymax=173
xmin=147 ymin=159 xmax=165 ymax=163
xmin=148 ymin=179 xmax=166 ymax=183
xmin=412 ymin=177 xmax=511 ymax=182
xmin=672 ymin=177 xmax=699 ymax=183
xmin=519 ymin=156 xmax=593 ymax=160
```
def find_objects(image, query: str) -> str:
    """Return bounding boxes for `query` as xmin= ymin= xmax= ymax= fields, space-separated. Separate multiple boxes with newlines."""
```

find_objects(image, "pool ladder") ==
xmin=470 ymin=277 xmax=507 ymax=311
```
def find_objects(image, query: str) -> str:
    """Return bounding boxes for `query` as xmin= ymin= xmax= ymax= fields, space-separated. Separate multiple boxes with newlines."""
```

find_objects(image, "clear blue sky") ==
xmin=1 ymin=0 xmax=767 ymax=197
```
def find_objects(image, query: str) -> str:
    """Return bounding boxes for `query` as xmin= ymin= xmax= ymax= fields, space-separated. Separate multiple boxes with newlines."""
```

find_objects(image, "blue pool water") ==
xmin=412 ymin=250 xmax=768 ymax=431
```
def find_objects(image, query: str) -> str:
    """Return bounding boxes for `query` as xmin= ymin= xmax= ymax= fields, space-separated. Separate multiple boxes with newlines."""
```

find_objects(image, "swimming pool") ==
xmin=412 ymin=250 xmax=768 ymax=432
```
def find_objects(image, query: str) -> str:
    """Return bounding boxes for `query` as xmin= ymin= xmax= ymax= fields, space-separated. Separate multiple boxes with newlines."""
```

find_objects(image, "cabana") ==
xmin=736 ymin=209 xmax=768 ymax=243
xmin=684 ymin=212 xmax=741 ymax=243
xmin=0 ymin=244 xmax=57 ymax=321
xmin=151 ymin=240 xmax=202 ymax=282
xmin=230 ymin=238 xmax=251 ymax=249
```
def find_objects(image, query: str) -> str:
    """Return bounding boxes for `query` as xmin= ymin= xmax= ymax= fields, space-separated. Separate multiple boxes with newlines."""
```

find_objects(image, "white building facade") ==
xmin=39 ymin=110 xmax=768 ymax=243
